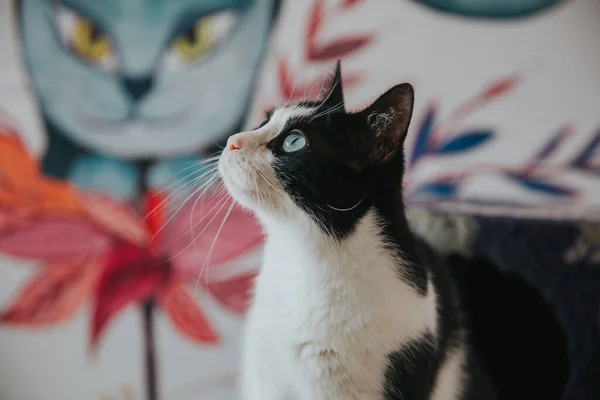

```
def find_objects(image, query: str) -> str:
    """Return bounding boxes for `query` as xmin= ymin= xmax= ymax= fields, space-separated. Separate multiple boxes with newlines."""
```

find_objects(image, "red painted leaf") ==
xmin=207 ymin=272 xmax=257 ymax=315
xmin=481 ymin=74 xmax=520 ymax=101
xmin=0 ymin=217 xmax=110 ymax=262
xmin=342 ymin=73 xmax=362 ymax=89
xmin=0 ymin=207 xmax=34 ymax=232
xmin=286 ymin=79 xmax=326 ymax=102
xmin=0 ymin=258 xmax=99 ymax=326
xmin=274 ymin=62 xmax=362 ymax=105
xmin=341 ymin=0 xmax=362 ymax=8
xmin=91 ymin=242 xmax=170 ymax=348
xmin=170 ymin=191 xmax=262 ymax=277
xmin=277 ymin=58 xmax=296 ymax=100
xmin=142 ymin=191 xmax=167 ymax=253
xmin=308 ymin=36 xmax=372 ymax=61
xmin=306 ymin=0 xmax=324 ymax=43
xmin=81 ymin=193 xmax=148 ymax=246
xmin=159 ymin=283 xmax=218 ymax=344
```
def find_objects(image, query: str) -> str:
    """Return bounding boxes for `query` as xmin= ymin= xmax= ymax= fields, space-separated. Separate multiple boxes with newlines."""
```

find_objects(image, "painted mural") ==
xmin=249 ymin=0 xmax=600 ymax=219
xmin=0 ymin=0 xmax=599 ymax=399
xmin=1 ymin=0 xmax=278 ymax=399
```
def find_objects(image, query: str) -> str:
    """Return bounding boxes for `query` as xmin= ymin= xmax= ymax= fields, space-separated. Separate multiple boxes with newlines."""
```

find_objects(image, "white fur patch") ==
xmin=240 ymin=210 xmax=439 ymax=400
xmin=430 ymin=344 xmax=467 ymax=400
xmin=367 ymin=110 xmax=396 ymax=137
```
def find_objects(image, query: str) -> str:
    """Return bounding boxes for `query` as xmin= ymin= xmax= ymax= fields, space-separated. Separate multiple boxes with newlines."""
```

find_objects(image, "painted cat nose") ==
xmin=226 ymin=136 xmax=243 ymax=151
xmin=121 ymin=75 xmax=154 ymax=102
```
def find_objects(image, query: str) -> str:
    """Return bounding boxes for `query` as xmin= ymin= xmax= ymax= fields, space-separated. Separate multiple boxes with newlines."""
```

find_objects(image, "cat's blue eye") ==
xmin=282 ymin=130 xmax=307 ymax=153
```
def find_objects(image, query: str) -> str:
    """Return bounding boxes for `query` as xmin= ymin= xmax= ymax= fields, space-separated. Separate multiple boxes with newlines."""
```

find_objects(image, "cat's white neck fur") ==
xmin=256 ymin=209 xmax=437 ymax=339
xmin=243 ymin=208 xmax=440 ymax=399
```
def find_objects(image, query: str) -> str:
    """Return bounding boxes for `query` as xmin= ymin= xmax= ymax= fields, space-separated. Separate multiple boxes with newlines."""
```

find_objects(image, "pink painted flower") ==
xmin=0 ymin=132 xmax=262 ymax=348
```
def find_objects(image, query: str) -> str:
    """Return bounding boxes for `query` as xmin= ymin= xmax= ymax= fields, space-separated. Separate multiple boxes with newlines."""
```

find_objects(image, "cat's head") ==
xmin=219 ymin=61 xmax=414 ymax=239
xmin=17 ymin=0 xmax=277 ymax=159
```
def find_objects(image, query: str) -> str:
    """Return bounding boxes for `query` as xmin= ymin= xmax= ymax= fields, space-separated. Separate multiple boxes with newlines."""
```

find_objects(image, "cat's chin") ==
xmin=220 ymin=175 xmax=287 ymax=217
xmin=224 ymin=184 xmax=256 ymax=210
xmin=219 ymin=156 xmax=260 ymax=211
xmin=218 ymin=171 xmax=258 ymax=211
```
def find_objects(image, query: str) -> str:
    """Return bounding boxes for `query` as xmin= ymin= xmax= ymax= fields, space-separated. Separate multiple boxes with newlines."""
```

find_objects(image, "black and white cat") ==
xmin=218 ymin=61 xmax=495 ymax=400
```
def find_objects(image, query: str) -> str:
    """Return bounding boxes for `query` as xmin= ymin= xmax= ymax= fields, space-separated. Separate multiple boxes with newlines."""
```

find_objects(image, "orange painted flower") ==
xmin=0 ymin=127 xmax=81 ymax=216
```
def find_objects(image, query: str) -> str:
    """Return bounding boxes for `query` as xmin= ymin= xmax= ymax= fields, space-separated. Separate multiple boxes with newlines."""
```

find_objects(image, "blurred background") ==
xmin=0 ymin=0 xmax=598 ymax=399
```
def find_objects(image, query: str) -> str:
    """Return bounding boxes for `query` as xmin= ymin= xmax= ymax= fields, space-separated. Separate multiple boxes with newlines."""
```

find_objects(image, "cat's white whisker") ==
xmin=251 ymin=166 xmax=276 ymax=191
xmin=198 ymin=200 xmax=236 ymax=290
xmin=326 ymin=196 xmax=366 ymax=212
xmin=155 ymin=170 xmax=219 ymax=216
xmin=164 ymin=189 xmax=230 ymax=270
xmin=149 ymin=160 xmax=219 ymax=198
xmin=144 ymin=168 xmax=218 ymax=222
xmin=308 ymin=101 xmax=344 ymax=122
xmin=186 ymin=187 xmax=230 ymax=238
xmin=314 ymin=73 xmax=329 ymax=102
xmin=144 ymin=179 xmax=198 ymax=223
xmin=257 ymin=169 xmax=284 ymax=197
xmin=285 ymin=77 xmax=298 ymax=106
xmin=317 ymin=71 xmax=342 ymax=108
xmin=251 ymin=172 xmax=262 ymax=208
xmin=191 ymin=172 xmax=221 ymax=196
xmin=188 ymin=180 xmax=214 ymax=255
xmin=148 ymin=177 xmax=218 ymax=244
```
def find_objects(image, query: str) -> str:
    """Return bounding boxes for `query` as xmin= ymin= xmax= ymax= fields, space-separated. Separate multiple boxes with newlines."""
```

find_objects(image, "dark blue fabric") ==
xmin=470 ymin=216 xmax=600 ymax=399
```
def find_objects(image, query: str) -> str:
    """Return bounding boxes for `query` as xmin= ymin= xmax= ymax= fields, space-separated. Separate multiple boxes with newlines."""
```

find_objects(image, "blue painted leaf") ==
xmin=505 ymin=172 xmax=575 ymax=197
xmin=412 ymin=180 xmax=457 ymax=198
xmin=572 ymin=129 xmax=600 ymax=167
xmin=533 ymin=127 xmax=571 ymax=162
xmin=437 ymin=130 xmax=493 ymax=154
xmin=409 ymin=105 xmax=436 ymax=166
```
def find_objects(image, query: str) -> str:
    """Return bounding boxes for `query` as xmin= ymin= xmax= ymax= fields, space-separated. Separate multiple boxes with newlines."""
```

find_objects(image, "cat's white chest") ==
xmin=240 ymin=213 xmax=438 ymax=400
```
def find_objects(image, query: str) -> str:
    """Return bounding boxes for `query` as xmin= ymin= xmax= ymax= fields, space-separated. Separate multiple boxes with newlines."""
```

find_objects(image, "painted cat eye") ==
xmin=170 ymin=11 xmax=237 ymax=63
xmin=282 ymin=130 xmax=307 ymax=153
xmin=52 ymin=4 xmax=117 ymax=70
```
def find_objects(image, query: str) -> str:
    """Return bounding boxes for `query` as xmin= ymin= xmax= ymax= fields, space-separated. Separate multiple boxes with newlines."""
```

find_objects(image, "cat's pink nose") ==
xmin=226 ymin=136 xmax=243 ymax=151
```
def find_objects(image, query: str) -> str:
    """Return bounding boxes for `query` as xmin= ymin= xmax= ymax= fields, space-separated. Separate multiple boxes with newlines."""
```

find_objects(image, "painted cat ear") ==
xmin=318 ymin=60 xmax=345 ymax=114
xmin=361 ymin=83 xmax=414 ymax=164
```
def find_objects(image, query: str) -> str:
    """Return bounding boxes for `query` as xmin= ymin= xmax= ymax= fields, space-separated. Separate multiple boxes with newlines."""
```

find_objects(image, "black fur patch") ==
xmin=383 ymin=332 xmax=437 ymax=399
xmin=260 ymin=62 xmax=426 ymax=293
xmin=382 ymin=239 xmax=497 ymax=399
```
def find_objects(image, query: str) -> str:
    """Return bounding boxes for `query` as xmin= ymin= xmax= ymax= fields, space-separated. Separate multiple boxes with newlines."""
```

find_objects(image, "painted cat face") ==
xmin=17 ymin=0 xmax=276 ymax=159
xmin=219 ymin=62 xmax=415 ymax=239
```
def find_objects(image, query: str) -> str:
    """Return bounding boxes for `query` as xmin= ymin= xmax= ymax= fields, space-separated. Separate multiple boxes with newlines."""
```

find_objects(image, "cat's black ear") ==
xmin=318 ymin=60 xmax=345 ymax=114
xmin=361 ymin=83 xmax=414 ymax=164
